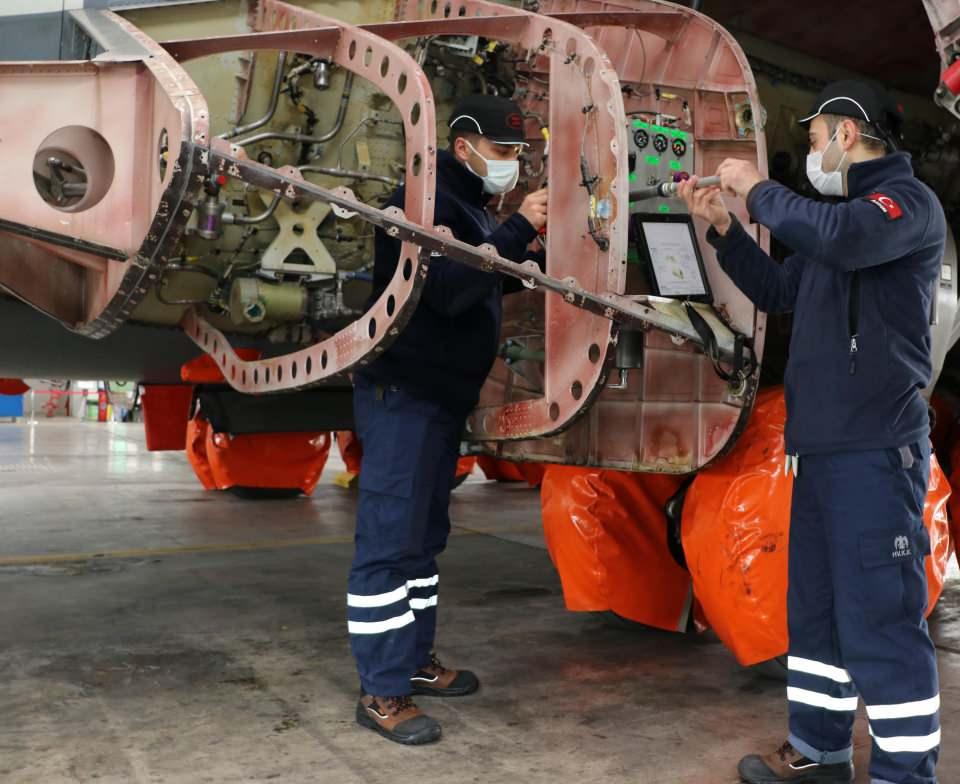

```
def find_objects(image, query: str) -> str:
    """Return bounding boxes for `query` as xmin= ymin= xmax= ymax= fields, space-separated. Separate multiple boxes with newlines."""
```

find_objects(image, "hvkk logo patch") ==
xmin=506 ymin=113 xmax=524 ymax=130
xmin=865 ymin=192 xmax=903 ymax=220
xmin=892 ymin=535 xmax=912 ymax=558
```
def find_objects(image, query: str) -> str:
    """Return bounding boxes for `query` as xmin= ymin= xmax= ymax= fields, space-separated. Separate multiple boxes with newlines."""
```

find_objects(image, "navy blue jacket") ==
xmin=707 ymin=152 xmax=946 ymax=455
xmin=358 ymin=150 xmax=538 ymax=414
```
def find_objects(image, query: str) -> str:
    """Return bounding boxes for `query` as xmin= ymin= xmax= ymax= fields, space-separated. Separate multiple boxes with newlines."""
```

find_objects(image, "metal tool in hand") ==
xmin=629 ymin=175 xmax=721 ymax=201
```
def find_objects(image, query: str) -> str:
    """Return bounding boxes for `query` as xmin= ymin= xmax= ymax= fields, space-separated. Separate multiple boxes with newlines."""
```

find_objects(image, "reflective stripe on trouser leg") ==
xmin=815 ymin=444 xmax=940 ymax=784
xmin=348 ymin=380 xmax=439 ymax=696
xmin=348 ymin=379 xmax=465 ymax=695
xmin=787 ymin=466 xmax=856 ymax=764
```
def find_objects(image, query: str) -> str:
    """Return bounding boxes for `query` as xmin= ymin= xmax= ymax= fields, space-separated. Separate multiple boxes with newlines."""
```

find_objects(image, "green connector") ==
xmin=645 ymin=155 xmax=660 ymax=167
xmin=658 ymin=204 xmax=671 ymax=213
xmin=629 ymin=171 xmax=638 ymax=183
xmin=669 ymin=160 xmax=682 ymax=171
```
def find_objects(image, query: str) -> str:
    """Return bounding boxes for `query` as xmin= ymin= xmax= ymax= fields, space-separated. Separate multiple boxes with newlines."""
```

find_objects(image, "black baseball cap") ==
xmin=448 ymin=95 xmax=528 ymax=146
xmin=799 ymin=79 xmax=904 ymax=144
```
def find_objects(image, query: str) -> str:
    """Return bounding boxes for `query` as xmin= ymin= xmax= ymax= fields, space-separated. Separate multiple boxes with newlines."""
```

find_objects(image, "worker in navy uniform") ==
xmin=348 ymin=94 xmax=548 ymax=745
xmin=681 ymin=80 xmax=946 ymax=784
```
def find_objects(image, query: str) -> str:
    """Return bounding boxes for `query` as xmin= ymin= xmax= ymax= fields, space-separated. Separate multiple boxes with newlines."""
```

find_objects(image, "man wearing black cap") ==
xmin=347 ymin=94 xmax=547 ymax=745
xmin=680 ymin=80 xmax=946 ymax=783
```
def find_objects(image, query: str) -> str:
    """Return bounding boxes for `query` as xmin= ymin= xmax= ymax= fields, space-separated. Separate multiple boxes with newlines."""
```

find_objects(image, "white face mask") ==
xmin=806 ymin=128 xmax=847 ymax=196
xmin=463 ymin=140 xmax=520 ymax=195
xmin=806 ymin=124 xmax=886 ymax=197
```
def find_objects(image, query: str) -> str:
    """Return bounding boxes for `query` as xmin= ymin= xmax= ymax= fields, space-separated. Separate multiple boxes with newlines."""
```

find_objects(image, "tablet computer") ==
xmin=630 ymin=213 xmax=712 ymax=302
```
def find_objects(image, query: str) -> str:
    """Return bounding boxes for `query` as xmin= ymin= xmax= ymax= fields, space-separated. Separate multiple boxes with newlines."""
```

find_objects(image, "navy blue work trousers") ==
xmin=347 ymin=376 xmax=463 ymax=696
xmin=786 ymin=442 xmax=940 ymax=784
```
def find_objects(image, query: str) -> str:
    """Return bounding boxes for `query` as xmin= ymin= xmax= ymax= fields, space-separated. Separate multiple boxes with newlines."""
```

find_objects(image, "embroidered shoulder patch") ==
xmin=864 ymin=192 xmax=903 ymax=220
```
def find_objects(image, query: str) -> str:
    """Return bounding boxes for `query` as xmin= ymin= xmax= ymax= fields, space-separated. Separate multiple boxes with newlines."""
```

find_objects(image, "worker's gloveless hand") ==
xmin=717 ymin=158 xmax=765 ymax=200
xmin=678 ymin=176 xmax=731 ymax=235
xmin=517 ymin=188 xmax=548 ymax=231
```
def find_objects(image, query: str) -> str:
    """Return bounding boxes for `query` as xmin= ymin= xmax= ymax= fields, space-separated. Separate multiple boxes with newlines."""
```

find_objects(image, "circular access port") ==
xmin=33 ymin=126 xmax=115 ymax=212
xmin=633 ymin=129 xmax=649 ymax=149
xmin=653 ymin=133 xmax=669 ymax=153
xmin=672 ymin=138 xmax=687 ymax=157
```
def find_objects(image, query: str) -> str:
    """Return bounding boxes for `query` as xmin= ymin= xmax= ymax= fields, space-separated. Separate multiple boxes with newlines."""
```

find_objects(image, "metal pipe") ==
xmin=298 ymin=165 xmax=400 ymax=188
xmin=236 ymin=72 xmax=355 ymax=148
xmin=219 ymin=51 xmax=288 ymax=141
xmin=223 ymin=194 xmax=282 ymax=226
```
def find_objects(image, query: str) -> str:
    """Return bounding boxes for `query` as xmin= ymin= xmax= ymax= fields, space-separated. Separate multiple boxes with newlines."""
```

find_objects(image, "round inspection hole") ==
xmin=242 ymin=370 xmax=247 ymax=385
xmin=254 ymin=369 xmax=259 ymax=384
xmin=386 ymin=294 xmax=396 ymax=316
xmin=430 ymin=0 xmax=438 ymax=12
xmin=213 ymin=339 xmax=219 ymax=353
xmin=549 ymin=402 xmax=561 ymax=421
xmin=292 ymin=362 xmax=298 ymax=379
xmin=265 ymin=367 xmax=271 ymax=384
xmin=194 ymin=325 xmax=201 ymax=338
xmin=364 ymin=47 xmax=374 ymax=68
xmin=221 ymin=354 xmax=226 ymax=366
xmin=158 ymin=127 xmax=169 ymax=182
xmin=231 ymin=366 xmax=236 ymax=381
xmin=443 ymin=2 xmax=452 ymax=17
xmin=398 ymin=72 xmax=408 ymax=95
xmin=402 ymin=257 xmax=413 ymax=280
xmin=348 ymin=40 xmax=357 ymax=60
xmin=571 ymin=381 xmax=583 ymax=400
xmin=368 ymin=318 xmax=377 ymax=339
xmin=411 ymin=153 xmax=422 ymax=177
xmin=321 ymin=351 xmax=329 ymax=370
xmin=33 ymin=125 xmax=115 ymax=213
xmin=292 ymin=223 xmax=305 ymax=237
xmin=411 ymin=102 xmax=421 ymax=126
xmin=583 ymin=57 xmax=596 ymax=77
xmin=565 ymin=38 xmax=578 ymax=57
xmin=306 ymin=357 xmax=313 ymax=375
xmin=277 ymin=365 xmax=283 ymax=382
xmin=458 ymin=5 xmax=467 ymax=16
xmin=543 ymin=28 xmax=553 ymax=42
xmin=203 ymin=334 xmax=209 ymax=347
xmin=588 ymin=343 xmax=601 ymax=363
xmin=380 ymin=56 xmax=390 ymax=78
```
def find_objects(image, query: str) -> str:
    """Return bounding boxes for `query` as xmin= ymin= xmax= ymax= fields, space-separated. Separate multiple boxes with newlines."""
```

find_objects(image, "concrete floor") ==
xmin=1 ymin=421 xmax=959 ymax=784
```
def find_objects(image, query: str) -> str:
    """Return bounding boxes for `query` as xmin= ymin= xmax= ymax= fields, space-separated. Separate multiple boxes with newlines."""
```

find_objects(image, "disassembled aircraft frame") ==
xmin=0 ymin=0 xmax=772 ymax=472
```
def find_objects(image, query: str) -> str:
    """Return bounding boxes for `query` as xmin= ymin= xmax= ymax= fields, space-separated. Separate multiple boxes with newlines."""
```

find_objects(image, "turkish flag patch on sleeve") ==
xmin=864 ymin=192 xmax=903 ymax=220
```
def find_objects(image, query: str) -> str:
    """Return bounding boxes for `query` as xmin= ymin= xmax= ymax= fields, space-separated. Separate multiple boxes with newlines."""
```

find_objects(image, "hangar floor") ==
xmin=1 ymin=420 xmax=958 ymax=784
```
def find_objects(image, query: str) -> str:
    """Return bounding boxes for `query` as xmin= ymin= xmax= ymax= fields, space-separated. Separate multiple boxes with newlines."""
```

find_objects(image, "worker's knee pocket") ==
xmin=856 ymin=527 xmax=930 ymax=625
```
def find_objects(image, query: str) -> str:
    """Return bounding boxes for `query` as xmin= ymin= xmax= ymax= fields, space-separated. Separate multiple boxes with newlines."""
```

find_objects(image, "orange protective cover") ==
xmin=539 ymin=465 xmax=691 ymax=632
xmin=186 ymin=413 xmax=331 ymax=494
xmin=683 ymin=388 xmax=953 ymax=666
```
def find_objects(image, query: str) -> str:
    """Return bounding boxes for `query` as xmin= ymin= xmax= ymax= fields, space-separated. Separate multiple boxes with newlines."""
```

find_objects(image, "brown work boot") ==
xmin=738 ymin=741 xmax=853 ymax=783
xmin=355 ymin=694 xmax=441 ymax=745
xmin=410 ymin=653 xmax=480 ymax=697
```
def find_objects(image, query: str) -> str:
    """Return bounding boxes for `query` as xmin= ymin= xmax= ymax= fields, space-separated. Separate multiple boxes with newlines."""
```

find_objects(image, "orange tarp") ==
xmin=683 ymin=388 xmax=953 ymax=666
xmin=186 ymin=413 xmax=331 ymax=495
xmin=540 ymin=465 xmax=692 ymax=632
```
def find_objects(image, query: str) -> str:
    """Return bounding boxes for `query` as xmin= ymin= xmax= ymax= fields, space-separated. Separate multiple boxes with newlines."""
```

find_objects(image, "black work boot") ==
xmin=410 ymin=653 xmax=480 ymax=697
xmin=738 ymin=741 xmax=854 ymax=783
xmin=355 ymin=694 xmax=441 ymax=745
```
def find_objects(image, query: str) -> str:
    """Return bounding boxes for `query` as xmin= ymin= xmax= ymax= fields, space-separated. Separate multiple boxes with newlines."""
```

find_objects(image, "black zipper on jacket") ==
xmin=848 ymin=271 xmax=860 ymax=375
